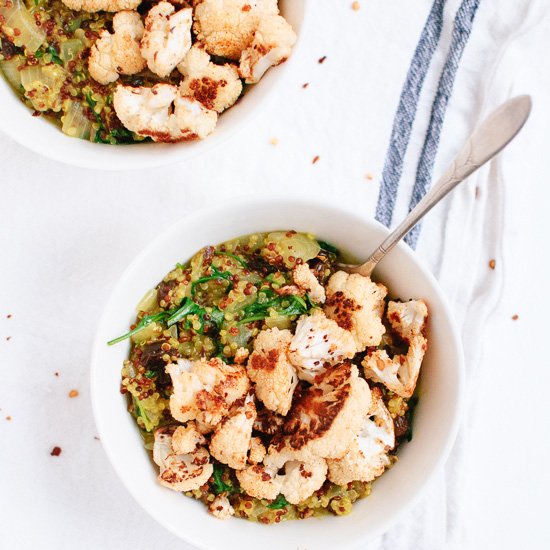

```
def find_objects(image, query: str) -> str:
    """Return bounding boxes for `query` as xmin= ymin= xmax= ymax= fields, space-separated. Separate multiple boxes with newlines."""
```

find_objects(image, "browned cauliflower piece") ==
xmin=279 ymin=458 xmax=327 ymax=505
xmin=171 ymin=421 xmax=206 ymax=454
xmin=239 ymin=14 xmax=296 ymax=84
xmin=324 ymin=271 xmax=387 ymax=351
xmin=234 ymin=347 xmax=250 ymax=365
xmin=193 ymin=0 xmax=279 ymax=60
xmin=292 ymin=264 xmax=325 ymax=304
xmin=208 ymin=495 xmax=235 ymax=519
xmin=288 ymin=310 xmax=357 ymax=383
xmin=363 ymin=300 xmax=428 ymax=398
xmin=178 ymin=44 xmax=243 ymax=113
xmin=113 ymin=83 xmax=218 ymax=142
xmin=165 ymin=357 xmax=249 ymax=431
xmin=266 ymin=363 xmax=372 ymax=467
xmin=141 ymin=2 xmax=192 ymax=78
xmin=88 ymin=11 xmax=145 ymax=85
xmin=248 ymin=436 xmax=266 ymax=464
xmin=327 ymin=388 xmax=395 ymax=485
xmin=61 ymin=0 xmax=140 ymax=12
xmin=235 ymin=463 xmax=282 ymax=501
xmin=209 ymin=394 xmax=256 ymax=470
xmin=247 ymin=328 xmax=298 ymax=416
xmin=153 ymin=426 xmax=213 ymax=492
xmin=236 ymin=457 xmax=327 ymax=504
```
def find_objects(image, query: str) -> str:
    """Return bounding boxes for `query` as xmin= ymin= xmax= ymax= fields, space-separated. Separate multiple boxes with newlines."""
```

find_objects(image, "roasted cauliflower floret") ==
xmin=279 ymin=458 xmax=327 ymax=505
xmin=266 ymin=363 xmax=372 ymax=467
xmin=292 ymin=264 xmax=325 ymax=304
xmin=208 ymin=495 xmax=235 ymax=519
xmin=236 ymin=457 xmax=327 ymax=504
xmin=247 ymin=328 xmax=298 ymax=415
xmin=113 ymin=83 xmax=218 ymax=142
xmin=239 ymin=14 xmax=296 ymax=84
xmin=248 ymin=437 xmax=266 ymax=464
xmin=166 ymin=357 xmax=249 ymax=431
xmin=141 ymin=2 xmax=192 ymax=78
xmin=153 ymin=427 xmax=213 ymax=492
xmin=88 ymin=11 xmax=145 ymax=85
xmin=209 ymin=394 xmax=256 ymax=470
xmin=327 ymin=388 xmax=395 ymax=485
xmin=363 ymin=300 xmax=428 ymax=398
xmin=235 ymin=463 xmax=282 ymax=501
xmin=288 ymin=310 xmax=357 ymax=383
xmin=178 ymin=44 xmax=243 ymax=113
xmin=61 ymin=0 xmax=140 ymax=12
xmin=171 ymin=421 xmax=206 ymax=454
xmin=193 ymin=0 xmax=279 ymax=60
xmin=324 ymin=271 xmax=387 ymax=351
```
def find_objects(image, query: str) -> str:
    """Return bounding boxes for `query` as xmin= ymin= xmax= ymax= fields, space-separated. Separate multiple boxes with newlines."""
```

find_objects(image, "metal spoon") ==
xmin=337 ymin=95 xmax=532 ymax=277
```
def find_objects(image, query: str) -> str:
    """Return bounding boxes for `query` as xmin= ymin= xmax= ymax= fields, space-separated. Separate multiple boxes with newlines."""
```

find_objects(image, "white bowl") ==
xmin=0 ymin=0 xmax=308 ymax=170
xmin=91 ymin=196 xmax=464 ymax=549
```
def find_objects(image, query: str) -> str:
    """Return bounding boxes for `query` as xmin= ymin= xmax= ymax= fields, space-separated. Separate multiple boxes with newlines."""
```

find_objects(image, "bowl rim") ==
xmin=90 ymin=194 xmax=465 ymax=548
xmin=0 ymin=0 xmax=311 ymax=171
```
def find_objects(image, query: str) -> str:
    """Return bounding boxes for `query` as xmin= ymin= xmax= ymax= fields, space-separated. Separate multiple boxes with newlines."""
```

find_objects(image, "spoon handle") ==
xmin=356 ymin=94 xmax=532 ymax=277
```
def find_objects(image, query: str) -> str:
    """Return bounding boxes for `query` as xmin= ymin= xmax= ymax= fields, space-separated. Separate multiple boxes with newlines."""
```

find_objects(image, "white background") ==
xmin=0 ymin=1 xmax=549 ymax=549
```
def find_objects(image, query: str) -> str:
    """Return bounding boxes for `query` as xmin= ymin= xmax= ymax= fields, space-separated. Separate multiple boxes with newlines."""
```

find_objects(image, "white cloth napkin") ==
xmin=0 ymin=1 xmax=547 ymax=549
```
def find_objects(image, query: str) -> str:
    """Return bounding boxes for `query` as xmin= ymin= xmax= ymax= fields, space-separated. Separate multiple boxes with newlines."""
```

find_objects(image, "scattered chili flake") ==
xmin=302 ymin=82 xmax=309 ymax=89
xmin=269 ymin=137 xmax=279 ymax=145
xmin=50 ymin=446 xmax=62 ymax=456
xmin=68 ymin=389 xmax=79 ymax=398
xmin=6 ymin=416 xmax=12 ymax=421
xmin=54 ymin=372 xmax=59 ymax=377
xmin=6 ymin=314 xmax=11 ymax=319
xmin=312 ymin=155 xmax=320 ymax=164
xmin=365 ymin=172 xmax=374 ymax=180
xmin=352 ymin=1 xmax=360 ymax=10
xmin=318 ymin=56 xmax=327 ymax=64
xmin=488 ymin=259 xmax=496 ymax=270
xmin=512 ymin=314 xmax=519 ymax=321
xmin=5 ymin=336 xmax=11 ymax=341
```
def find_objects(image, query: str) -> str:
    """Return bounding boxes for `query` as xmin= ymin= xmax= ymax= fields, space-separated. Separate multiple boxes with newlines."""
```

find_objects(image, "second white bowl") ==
xmin=91 ymin=196 xmax=464 ymax=549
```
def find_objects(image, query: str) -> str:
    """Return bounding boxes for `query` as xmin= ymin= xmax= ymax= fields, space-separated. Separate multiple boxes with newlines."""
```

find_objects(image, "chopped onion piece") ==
xmin=0 ymin=0 xmax=46 ymax=52
xmin=61 ymin=101 xmax=93 ymax=140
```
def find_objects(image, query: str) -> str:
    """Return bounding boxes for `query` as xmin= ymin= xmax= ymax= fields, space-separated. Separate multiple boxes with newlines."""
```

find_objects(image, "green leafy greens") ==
xmin=211 ymin=464 xmax=240 ymax=495
xmin=107 ymin=297 xmax=225 ymax=345
xmin=267 ymin=494 xmax=289 ymax=509
xmin=239 ymin=290 xmax=311 ymax=324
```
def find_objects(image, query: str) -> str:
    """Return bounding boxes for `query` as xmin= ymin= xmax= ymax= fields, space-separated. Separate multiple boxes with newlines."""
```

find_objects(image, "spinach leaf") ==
xmin=211 ymin=464 xmax=239 ymax=495
xmin=317 ymin=240 xmax=340 ymax=255
xmin=267 ymin=494 xmax=289 ymax=509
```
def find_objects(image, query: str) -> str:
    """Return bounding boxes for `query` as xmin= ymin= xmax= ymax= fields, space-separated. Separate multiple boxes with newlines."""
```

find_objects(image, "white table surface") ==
xmin=1 ymin=1 xmax=549 ymax=549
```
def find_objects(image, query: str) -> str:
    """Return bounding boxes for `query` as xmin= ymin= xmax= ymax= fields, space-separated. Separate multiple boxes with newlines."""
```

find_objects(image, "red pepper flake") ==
xmin=5 ymin=336 xmax=11 ymax=341
xmin=54 ymin=372 xmax=59 ymax=377
xmin=318 ymin=56 xmax=327 ymax=64
xmin=13 ymin=27 xmax=21 ymax=36
xmin=68 ymin=389 xmax=79 ymax=398
xmin=6 ymin=416 xmax=12 ymax=421
xmin=6 ymin=314 xmax=11 ymax=319
xmin=32 ymin=111 xmax=41 ymax=117
xmin=50 ymin=446 xmax=62 ymax=456
xmin=302 ymin=82 xmax=309 ymax=89
xmin=488 ymin=259 xmax=496 ymax=270
xmin=312 ymin=155 xmax=320 ymax=164
xmin=511 ymin=314 xmax=519 ymax=321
